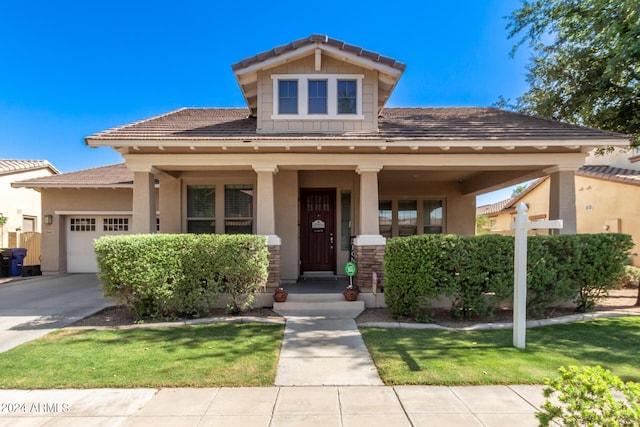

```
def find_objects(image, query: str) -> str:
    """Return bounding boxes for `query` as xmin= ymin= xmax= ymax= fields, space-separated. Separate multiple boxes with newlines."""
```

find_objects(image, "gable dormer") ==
xmin=232 ymin=34 xmax=405 ymax=133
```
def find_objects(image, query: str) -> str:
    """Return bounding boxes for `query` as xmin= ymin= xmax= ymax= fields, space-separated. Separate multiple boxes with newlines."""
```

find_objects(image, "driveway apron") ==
xmin=0 ymin=274 xmax=112 ymax=353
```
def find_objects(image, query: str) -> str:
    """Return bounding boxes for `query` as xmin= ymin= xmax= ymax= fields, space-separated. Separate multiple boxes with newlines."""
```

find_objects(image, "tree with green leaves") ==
xmin=511 ymin=184 xmax=528 ymax=198
xmin=507 ymin=0 xmax=640 ymax=147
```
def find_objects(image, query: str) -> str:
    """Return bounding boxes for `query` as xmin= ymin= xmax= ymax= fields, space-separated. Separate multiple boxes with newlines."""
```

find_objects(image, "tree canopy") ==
xmin=507 ymin=0 xmax=640 ymax=146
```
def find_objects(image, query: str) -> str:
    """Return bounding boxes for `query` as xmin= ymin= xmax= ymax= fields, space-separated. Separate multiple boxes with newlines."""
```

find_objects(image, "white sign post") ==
xmin=511 ymin=203 xmax=563 ymax=349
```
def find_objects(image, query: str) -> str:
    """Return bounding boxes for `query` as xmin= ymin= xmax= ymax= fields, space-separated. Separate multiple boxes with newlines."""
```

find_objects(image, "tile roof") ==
xmin=0 ymin=159 xmax=59 ymax=176
xmin=86 ymin=107 xmax=630 ymax=142
xmin=12 ymin=163 xmax=134 ymax=188
xmin=231 ymin=34 xmax=406 ymax=73
xmin=577 ymin=165 xmax=640 ymax=186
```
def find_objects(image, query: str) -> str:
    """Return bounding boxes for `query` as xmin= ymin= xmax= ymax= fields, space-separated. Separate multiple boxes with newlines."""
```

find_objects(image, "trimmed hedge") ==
xmin=94 ymin=234 xmax=269 ymax=319
xmin=384 ymin=233 xmax=633 ymax=318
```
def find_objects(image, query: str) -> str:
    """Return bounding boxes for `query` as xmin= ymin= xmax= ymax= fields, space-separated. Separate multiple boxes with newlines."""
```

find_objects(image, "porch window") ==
xmin=278 ymin=80 xmax=298 ymax=114
xmin=187 ymin=185 xmax=215 ymax=234
xmin=398 ymin=200 xmax=418 ymax=236
xmin=378 ymin=200 xmax=392 ymax=238
xmin=225 ymin=184 xmax=253 ymax=234
xmin=308 ymin=80 xmax=327 ymax=114
xmin=423 ymin=200 xmax=443 ymax=234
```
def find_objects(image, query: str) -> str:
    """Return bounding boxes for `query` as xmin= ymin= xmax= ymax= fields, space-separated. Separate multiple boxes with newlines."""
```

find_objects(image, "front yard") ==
xmin=0 ymin=323 xmax=283 ymax=388
xmin=361 ymin=316 xmax=640 ymax=385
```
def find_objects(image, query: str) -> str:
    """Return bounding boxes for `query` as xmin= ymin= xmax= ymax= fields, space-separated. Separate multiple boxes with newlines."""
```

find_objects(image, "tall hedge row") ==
xmin=94 ymin=234 xmax=269 ymax=318
xmin=384 ymin=233 xmax=633 ymax=318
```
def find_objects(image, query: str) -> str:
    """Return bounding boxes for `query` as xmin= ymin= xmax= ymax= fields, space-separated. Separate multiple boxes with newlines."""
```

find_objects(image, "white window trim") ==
xmin=271 ymin=73 xmax=364 ymax=120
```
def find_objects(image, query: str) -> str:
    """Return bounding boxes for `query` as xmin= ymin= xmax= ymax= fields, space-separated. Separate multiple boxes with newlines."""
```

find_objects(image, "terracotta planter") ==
xmin=274 ymin=288 xmax=288 ymax=302
xmin=343 ymin=288 xmax=359 ymax=301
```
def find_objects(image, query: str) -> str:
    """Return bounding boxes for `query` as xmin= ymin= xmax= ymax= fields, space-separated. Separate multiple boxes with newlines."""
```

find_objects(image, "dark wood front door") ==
xmin=300 ymin=188 xmax=336 ymax=273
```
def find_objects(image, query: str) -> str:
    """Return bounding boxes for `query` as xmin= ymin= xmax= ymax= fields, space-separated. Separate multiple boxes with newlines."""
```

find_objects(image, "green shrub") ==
xmin=383 ymin=233 xmax=633 ymax=319
xmin=537 ymin=366 xmax=640 ymax=427
xmin=447 ymin=235 xmax=513 ymax=319
xmin=560 ymin=234 xmax=633 ymax=312
xmin=526 ymin=236 xmax=575 ymax=317
xmin=94 ymin=234 xmax=269 ymax=319
xmin=384 ymin=235 xmax=458 ymax=317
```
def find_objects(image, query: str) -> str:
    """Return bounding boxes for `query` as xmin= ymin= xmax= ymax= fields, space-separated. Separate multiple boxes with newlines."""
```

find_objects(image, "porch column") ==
xmin=253 ymin=165 xmax=281 ymax=289
xmin=547 ymin=167 xmax=577 ymax=234
xmin=354 ymin=165 xmax=385 ymax=289
xmin=132 ymin=171 xmax=156 ymax=234
xmin=253 ymin=165 xmax=279 ymax=240
xmin=356 ymin=165 xmax=383 ymax=238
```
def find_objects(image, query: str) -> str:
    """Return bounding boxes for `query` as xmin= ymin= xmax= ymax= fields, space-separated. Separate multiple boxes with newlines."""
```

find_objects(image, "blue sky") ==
xmin=0 ymin=0 xmax=531 ymax=205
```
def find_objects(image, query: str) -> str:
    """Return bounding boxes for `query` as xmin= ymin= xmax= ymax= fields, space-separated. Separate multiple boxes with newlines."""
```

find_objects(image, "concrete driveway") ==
xmin=0 ymin=274 xmax=112 ymax=353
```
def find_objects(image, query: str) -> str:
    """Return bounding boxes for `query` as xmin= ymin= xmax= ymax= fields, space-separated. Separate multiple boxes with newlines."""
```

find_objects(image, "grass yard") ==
xmin=0 ymin=323 xmax=283 ymax=389
xmin=361 ymin=316 xmax=640 ymax=385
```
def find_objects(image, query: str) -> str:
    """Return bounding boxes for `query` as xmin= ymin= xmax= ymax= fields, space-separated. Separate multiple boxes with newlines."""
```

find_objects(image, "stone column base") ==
xmin=354 ymin=243 xmax=385 ymax=290
xmin=266 ymin=245 xmax=281 ymax=289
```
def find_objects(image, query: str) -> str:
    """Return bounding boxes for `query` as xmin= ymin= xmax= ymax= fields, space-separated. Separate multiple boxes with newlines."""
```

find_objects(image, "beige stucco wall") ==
xmin=576 ymin=176 xmax=640 ymax=266
xmin=40 ymin=188 xmax=138 ymax=273
xmin=275 ymin=170 xmax=299 ymax=281
xmin=256 ymin=54 xmax=378 ymax=132
xmin=490 ymin=179 xmax=551 ymax=235
xmin=0 ymin=168 xmax=54 ymax=247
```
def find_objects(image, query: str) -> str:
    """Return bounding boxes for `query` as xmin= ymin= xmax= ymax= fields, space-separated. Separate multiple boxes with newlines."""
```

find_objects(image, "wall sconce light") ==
xmin=44 ymin=215 xmax=53 ymax=225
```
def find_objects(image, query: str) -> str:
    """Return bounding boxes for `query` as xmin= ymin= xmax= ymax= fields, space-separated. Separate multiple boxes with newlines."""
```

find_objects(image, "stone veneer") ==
xmin=354 ymin=244 xmax=385 ymax=290
xmin=266 ymin=245 xmax=281 ymax=288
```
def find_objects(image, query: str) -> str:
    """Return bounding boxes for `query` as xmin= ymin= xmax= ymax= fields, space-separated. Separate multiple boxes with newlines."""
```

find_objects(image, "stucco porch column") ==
xmin=132 ymin=171 xmax=156 ymax=234
xmin=547 ymin=167 xmax=577 ymax=234
xmin=253 ymin=165 xmax=281 ymax=288
xmin=354 ymin=165 xmax=386 ymax=288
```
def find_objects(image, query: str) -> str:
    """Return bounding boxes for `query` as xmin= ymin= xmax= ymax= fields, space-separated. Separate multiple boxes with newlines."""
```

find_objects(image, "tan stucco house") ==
xmin=478 ymin=149 xmax=640 ymax=266
xmin=1 ymin=160 xmax=59 ymax=267
xmin=15 ymin=35 xmax=631 ymax=290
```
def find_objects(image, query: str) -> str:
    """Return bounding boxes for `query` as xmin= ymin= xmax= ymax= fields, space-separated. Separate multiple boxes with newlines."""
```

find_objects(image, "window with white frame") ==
xmin=271 ymin=74 xmax=364 ymax=120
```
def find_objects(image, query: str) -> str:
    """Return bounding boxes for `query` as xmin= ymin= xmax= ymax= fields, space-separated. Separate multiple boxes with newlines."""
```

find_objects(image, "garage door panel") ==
xmin=66 ymin=216 xmax=131 ymax=273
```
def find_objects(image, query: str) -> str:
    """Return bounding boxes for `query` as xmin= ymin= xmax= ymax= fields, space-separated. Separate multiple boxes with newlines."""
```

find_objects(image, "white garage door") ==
xmin=66 ymin=216 xmax=131 ymax=273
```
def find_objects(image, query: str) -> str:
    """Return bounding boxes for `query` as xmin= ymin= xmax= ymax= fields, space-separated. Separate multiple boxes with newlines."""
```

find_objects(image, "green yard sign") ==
xmin=344 ymin=261 xmax=357 ymax=277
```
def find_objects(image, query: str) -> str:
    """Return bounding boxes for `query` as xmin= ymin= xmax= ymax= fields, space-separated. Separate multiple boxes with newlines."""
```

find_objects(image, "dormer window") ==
xmin=278 ymin=80 xmax=298 ymax=114
xmin=272 ymin=74 xmax=364 ymax=120
xmin=308 ymin=80 xmax=327 ymax=114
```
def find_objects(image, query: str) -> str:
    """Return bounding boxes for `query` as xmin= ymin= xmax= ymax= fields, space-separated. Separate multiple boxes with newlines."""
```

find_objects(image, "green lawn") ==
xmin=361 ymin=316 xmax=640 ymax=385
xmin=0 ymin=323 xmax=284 ymax=389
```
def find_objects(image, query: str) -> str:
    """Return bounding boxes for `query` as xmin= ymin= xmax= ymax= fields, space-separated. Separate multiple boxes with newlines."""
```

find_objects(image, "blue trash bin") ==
xmin=10 ymin=248 xmax=27 ymax=277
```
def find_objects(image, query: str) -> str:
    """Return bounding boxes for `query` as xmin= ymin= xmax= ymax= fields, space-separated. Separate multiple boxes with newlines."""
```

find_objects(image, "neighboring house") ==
xmin=478 ymin=149 xmax=640 ymax=266
xmin=1 ymin=160 xmax=59 ymax=266
xmin=14 ymin=35 xmax=631 ymax=291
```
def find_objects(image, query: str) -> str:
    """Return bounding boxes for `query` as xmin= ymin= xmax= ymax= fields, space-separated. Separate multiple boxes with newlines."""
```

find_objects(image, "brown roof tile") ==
xmin=231 ymin=34 xmax=406 ymax=72
xmin=577 ymin=165 xmax=640 ymax=186
xmin=12 ymin=163 xmax=134 ymax=188
xmin=86 ymin=107 xmax=630 ymax=142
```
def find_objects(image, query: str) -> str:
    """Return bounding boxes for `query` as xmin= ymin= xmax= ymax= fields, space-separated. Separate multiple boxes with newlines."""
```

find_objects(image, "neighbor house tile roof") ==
xmin=0 ymin=159 xmax=59 ymax=176
xmin=86 ymin=107 xmax=629 ymax=142
xmin=231 ymin=34 xmax=406 ymax=72
xmin=12 ymin=163 xmax=134 ymax=188
xmin=577 ymin=165 xmax=640 ymax=186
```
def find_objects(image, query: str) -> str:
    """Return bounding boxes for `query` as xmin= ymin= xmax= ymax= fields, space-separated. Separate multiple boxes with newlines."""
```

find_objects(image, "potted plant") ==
xmin=343 ymin=284 xmax=359 ymax=301
xmin=273 ymin=287 xmax=288 ymax=302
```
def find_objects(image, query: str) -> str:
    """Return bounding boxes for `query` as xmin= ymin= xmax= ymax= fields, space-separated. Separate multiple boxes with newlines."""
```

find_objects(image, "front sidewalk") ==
xmin=0 ymin=385 xmax=545 ymax=426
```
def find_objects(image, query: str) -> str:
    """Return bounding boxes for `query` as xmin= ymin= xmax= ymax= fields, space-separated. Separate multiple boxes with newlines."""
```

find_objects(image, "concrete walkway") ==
xmin=0 ymin=384 xmax=546 ymax=426
xmin=276 ymin=317 xmax=383 ymax=386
